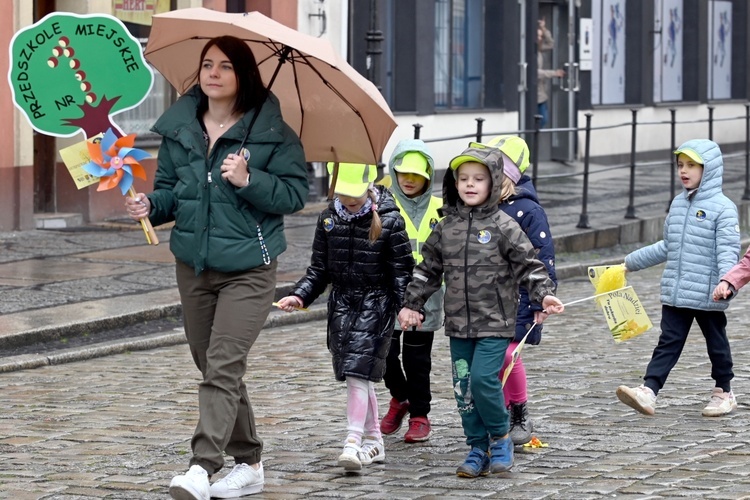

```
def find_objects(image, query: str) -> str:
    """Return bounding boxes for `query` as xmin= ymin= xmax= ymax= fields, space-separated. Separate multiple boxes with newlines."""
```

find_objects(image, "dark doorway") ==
xmin=33 ymin=0 xmax=57 ymax=213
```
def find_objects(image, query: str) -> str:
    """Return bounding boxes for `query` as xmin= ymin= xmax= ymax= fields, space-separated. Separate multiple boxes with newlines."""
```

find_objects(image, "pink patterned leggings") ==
xmin=345 ymin=377 xmax=382 ymax=445
xmin=500 ymin=340 xmax=527 ymax=405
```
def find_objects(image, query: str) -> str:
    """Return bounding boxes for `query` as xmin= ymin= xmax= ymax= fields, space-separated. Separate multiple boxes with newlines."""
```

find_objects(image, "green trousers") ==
xmin=176 ymin=259 xmax=277 ymax=474
xmin=450 ymin=336 xmax=511 ymax=451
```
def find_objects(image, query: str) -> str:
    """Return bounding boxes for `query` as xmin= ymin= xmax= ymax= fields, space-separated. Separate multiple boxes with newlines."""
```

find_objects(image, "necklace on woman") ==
xmin=215 ymin=117 xmax=231 ymax=128
xmin=207 ymin=112 xmax=237 ymax=129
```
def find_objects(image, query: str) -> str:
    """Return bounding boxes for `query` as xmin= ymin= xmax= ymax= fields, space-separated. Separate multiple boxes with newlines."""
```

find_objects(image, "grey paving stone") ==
xmin=1 ymin=265 xmax=750 ymax=497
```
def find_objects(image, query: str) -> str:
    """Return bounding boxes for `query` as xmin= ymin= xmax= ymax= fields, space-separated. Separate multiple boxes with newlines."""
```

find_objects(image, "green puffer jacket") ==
xmin=402 ymin=147 xmax=556 ymax=339
xmin=148 ymin=85 xmax=309 ymax=275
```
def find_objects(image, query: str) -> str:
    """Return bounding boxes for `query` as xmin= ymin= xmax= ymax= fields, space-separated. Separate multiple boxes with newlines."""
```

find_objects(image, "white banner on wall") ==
xmin=592 ymin=0 xmax=626 ymax=105
xmin=708 ymin=1 xmax=732 ymax=100
xmin=653 ymin=0 xmax=683 ymax=102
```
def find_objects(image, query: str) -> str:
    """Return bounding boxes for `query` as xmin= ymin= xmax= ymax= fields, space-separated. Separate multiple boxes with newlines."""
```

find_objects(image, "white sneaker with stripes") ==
xmin=359 ymin=437 xmax=385 ymax=465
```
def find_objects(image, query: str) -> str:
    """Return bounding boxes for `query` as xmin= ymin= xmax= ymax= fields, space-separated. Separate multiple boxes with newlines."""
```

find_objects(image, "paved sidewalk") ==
xmin=1 ymin=155 xmax=750 ymax=370
xmin=3 ymin=265 xmax=750 ymax=498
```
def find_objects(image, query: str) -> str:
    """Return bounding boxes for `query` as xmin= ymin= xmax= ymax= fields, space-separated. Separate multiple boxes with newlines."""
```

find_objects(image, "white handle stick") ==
xmin=561 ymin=286 xmax=632 ymax=308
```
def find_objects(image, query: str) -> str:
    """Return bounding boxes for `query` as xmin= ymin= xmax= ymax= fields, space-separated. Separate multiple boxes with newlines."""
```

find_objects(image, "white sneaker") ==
xmin=337 ymin=440 xmax=362 ymax=471
xmin=359 ymin=437 xmax=385 ymax=465
xmin=616 ymin=384 xmax=656 ymax=415
xmin=209 ymin=462 xmax=264 ymax=498
xmin=702 ymin=388 xmax=738 ymax=417
xmin=169 ymin=464 xmax=210 ymax=500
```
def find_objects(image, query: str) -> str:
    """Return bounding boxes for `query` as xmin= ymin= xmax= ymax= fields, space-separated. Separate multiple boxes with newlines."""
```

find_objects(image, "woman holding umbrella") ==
xmin=126 ymin=36 xmax=308 ymax=500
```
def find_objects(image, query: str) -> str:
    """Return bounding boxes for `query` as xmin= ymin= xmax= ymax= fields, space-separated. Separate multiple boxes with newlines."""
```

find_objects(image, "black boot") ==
xmin=508 ymin=402 xmax=533 ymax=445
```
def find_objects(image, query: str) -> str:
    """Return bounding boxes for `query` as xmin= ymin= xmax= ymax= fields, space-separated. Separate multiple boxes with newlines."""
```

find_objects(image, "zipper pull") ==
xmin=208 ymin=171 xmax=213 ymax=183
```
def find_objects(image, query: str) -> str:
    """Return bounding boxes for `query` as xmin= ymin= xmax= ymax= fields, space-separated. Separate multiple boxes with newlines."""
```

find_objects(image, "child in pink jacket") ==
xmin=714 ymin=247 xmax=750 ymax=300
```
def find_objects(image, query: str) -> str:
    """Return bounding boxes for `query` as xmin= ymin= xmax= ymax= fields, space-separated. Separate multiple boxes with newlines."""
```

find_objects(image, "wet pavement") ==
xmin=2 ymin=155 xmax=750 ymax=497
xmin=3 ymin=264 xmax=750 ymax=498
xmin=4 ymin=154 xmax=750 ymax=363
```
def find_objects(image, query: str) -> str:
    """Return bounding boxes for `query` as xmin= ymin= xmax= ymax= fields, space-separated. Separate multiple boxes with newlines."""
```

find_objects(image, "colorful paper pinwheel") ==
xmin=82 ymin=128 xmax=150 ymax=195
xmin=81 ymin=127 xmax=158 ymax=245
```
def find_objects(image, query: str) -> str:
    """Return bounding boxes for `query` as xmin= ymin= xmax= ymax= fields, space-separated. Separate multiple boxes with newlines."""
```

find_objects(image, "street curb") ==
xmin=0 ymin=303 xmax=183 ymax=351
xmin=0 ymin=255 xmax=627 ymax=373
xmin=0 ymin=305 xmax=328 ymax=373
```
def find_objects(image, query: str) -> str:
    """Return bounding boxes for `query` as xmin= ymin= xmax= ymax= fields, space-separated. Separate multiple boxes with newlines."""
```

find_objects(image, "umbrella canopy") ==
xmin=144 ymin=8 xmax=396 ymax=165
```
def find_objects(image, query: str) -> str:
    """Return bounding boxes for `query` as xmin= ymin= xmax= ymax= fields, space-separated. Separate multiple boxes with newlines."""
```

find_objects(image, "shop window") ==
xmin=434 ymin=0 xmax=483 ymax=109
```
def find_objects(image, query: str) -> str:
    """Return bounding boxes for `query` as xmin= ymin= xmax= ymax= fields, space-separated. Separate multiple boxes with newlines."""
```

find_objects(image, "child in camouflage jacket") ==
xmin=398 ymin=143 xmax=563 ymax=478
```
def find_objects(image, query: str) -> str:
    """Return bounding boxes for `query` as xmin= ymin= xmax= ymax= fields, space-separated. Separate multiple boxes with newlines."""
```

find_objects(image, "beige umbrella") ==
xmin=144 ymin=7 xmax=396 ymax=165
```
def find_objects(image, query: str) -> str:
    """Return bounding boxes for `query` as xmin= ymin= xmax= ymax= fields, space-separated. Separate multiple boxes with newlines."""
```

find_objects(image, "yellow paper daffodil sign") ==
xmin=58 ymin=134 xmax=103 ymax=189
xmin=588 ymin=266 xmax=653 ymax=342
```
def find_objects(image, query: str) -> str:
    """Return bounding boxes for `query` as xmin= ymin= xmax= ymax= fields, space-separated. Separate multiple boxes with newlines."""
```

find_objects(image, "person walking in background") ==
xmin=398 ymin=143 xmax=564 ymax=478
xmin=125 ymin=36 xmax=308 ymax=500
xmin=380 ymin=139 xmax=445 ymax=443
xmin=537 ymin=18 xmax=565 ymax=129
xmin=487 ymin=135 xmax=557 ymax=446
xmin=616 ymin=139 xmax=740 ymax=418
xmin=276 ymin=163 xmax=413 ymax=471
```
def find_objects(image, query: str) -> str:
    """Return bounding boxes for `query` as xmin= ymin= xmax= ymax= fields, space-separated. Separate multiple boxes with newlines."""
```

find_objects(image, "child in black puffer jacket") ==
xmin=277 ymin=162 xmax=414 ymax=471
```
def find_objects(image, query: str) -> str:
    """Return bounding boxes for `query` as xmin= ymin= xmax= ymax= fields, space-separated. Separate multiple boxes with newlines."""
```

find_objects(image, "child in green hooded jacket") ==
xmin=380 ymin=139 xmax=445 ymax=443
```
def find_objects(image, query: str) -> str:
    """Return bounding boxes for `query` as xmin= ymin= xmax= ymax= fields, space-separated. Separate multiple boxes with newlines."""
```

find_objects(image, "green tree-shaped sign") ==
xmin=8 ymin=12 xmax=153 ymax=138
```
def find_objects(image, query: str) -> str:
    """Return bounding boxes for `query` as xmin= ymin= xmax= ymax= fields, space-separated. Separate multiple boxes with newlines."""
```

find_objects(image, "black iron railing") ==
xmin=411 ymin=104 xmax=750 ymax=230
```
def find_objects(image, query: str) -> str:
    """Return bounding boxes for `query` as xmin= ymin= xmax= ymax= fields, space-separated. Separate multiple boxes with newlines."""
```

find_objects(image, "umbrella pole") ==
xmin=236 ymin=107 xmax=261 ymax=153
xmin=266 ymin=46 xmax=293 ymax=90
xmin=238 ymin=46 xmax=293 ymax=152
xmin=327 ymin=147 xmax=340 ymax=200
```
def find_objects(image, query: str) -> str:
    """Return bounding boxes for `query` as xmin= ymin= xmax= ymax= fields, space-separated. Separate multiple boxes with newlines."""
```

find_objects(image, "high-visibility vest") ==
xmin=395 ymin=195 xmax=443 ymax=264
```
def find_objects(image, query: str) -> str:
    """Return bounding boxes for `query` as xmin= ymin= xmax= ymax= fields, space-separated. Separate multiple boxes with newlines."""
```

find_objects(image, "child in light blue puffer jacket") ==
xmin=616 ymin=138 xmax=740 ymax=418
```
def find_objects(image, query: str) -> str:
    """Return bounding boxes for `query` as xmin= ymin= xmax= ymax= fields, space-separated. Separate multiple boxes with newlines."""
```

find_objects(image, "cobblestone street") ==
xmin=3 ymin=265 xmax=750 ymax=499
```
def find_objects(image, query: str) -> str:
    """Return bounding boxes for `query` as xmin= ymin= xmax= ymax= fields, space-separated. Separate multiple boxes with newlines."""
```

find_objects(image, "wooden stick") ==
xmin=501 ymin=321 xmax=537 ymax=388
xmin=128 ymin=187 xmax=159 ymax=245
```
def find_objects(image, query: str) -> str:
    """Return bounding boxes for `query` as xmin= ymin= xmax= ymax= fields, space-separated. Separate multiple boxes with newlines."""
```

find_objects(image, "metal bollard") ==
xmin=625 ymin=109 xmax=638 ymax=219
xmin=532 ymin=115 xmax=542 ymax=186
xmin=708 ymin=106 xmax=714 ymax=141
xmin=475 ymin=118 xmax=485 ymax=143
xmin=669 ymin=109 xmax=676 ymax=210
xmin=413 ymin=123 xmax=422 ymax=140
xmin=576 ymin=113 xmax=593 ymax=229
